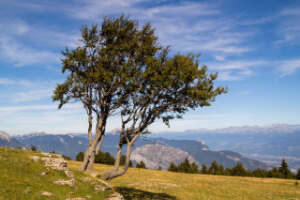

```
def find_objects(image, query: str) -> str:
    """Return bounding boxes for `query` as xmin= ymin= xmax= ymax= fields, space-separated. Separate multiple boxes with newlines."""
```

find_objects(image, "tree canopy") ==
xmin=53 ymin=14 xmax=228 ymax=178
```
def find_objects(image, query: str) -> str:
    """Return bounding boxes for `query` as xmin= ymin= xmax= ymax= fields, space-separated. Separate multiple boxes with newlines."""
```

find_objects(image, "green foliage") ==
xmin=136 ymin=160 xmax=147 ymax=169
xmin=62 ymin=154 xmax=72 ymax=160
xmin=279 ymin=159 xmax=290 ymax=179
xmin=201 ymin=164 xmax=207 ymax=174
xmin=168 ymin=162 xmax=178 ymax=172
xmin=252 ymin=168 xmax=268 ymax=178
xmin=157 ymin=166 xmax=162 ymax=171
xmin=30 ymin=146 xmax=37 ymax=151
xmin=208 ymin=160 xmax=219 ymax=175
xmin=76 ymin=152 xmax=84 ymax=161
xmin=296 ymin=168 xmax=300 ymax=180
xmin=95 ymin=151 xmax=115 ymax=165
xmin=168 ymin=158 xmax=199 ymax=174
xmin=231 ymin=163 xmax=247 ymax=176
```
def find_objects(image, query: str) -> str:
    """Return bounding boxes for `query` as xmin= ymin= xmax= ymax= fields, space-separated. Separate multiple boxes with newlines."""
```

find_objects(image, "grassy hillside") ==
xmin=69 ymin=161 xmax=300 ymax=200
xmin=0 ymin=147 xmax=299 ymax=200
xmin=0 ymin=147 xmax=110 ymax=200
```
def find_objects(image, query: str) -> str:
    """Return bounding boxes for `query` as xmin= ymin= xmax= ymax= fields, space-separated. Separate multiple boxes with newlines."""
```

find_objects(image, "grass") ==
xmin=68 ymin=160 xmax=300 ymax=200
xmin=1 ymin=147 xmax=299 ymax=200
xmin=0 ymin=147 xmax=110 ymax=200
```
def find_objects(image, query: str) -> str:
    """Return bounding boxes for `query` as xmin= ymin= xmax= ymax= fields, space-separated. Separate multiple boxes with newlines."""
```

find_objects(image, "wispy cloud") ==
xmin=276 ymin=59 xmax=300 ymax=77
xmin=0 ymin=36 xmax=60 ymax=67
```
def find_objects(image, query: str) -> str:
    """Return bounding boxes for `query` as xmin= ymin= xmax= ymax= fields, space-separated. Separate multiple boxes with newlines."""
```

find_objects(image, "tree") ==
xmin=252 ymin=168 xmax=268 ymax=178
xmin=30 ymin=146 xmax=37 ymax=151
xmin=53 ymin=15 xmax=160 ymax=172
xmin=168 ymin=162 xmax=178 ymax=172
xmin=94 ymin=151 xmax=115 ymax=165
xmin=201 ymin=164 xmax=207 ymax=174
xmin=208 ymin=160 xmax=219 ymax=175
xmin=279 ymin=159 xmax=290 ymax=179
xmin=76 ymin=152 xmax=84 ymax=161
xmin=120 ymin=155 xmax=133 ymax=167
xmin=101 ymin=38 xmax=228 ymax=180
xmin=136 ymin=160 xmax=146 ymax=169
xmin=231 ymin=163 xmax=246 ymax=176
xmin=296 ymin=168 xmax=300 ymax=180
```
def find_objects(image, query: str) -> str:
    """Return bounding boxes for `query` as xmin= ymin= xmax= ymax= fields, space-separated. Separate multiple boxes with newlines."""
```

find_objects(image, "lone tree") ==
xmin=53 ymin=15 xmax=160 ymax=172
xmin=53 ymin=15 xmax=227 ymax=176
xmin=102 ymin=40 xmax=228 ymax=180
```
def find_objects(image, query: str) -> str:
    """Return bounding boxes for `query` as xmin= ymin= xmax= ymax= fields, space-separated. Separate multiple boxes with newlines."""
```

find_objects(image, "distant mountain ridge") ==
xmin=0 ymin=130 xmax=23 ymax=148
xmin=2 ymin=126 xmax=293 ymax=171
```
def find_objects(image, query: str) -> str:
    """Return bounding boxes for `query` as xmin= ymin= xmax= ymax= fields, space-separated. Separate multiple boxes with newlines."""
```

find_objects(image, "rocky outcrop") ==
xmin=131 ymin=144 xmax=200 ymax=170
xmin=41 ymin=157 xmax=68 ymax=170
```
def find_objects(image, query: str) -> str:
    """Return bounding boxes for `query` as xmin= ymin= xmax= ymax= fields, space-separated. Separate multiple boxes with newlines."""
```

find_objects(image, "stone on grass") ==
xmin=42 ymin=157 xmax=68 ymax=170
xmin=106 ymin=193 xmax=124 ymax=200
xmin=30 ymin=156 xmax=40 ymax=162
xmin=84 ymin=171 xmax=100 ymax=178
xmin=42 ymin=191 xmax=54 ymax=196
xmin=80 ymin=177 xmax=92 ymax=183
xmin=65 ymin=170 xmax=74 ymax=178
xmin=53 ymin=178 xmax=75 ymax=187
xmin=40 ymin=172 xmax=48 ymax=176
xmin=94 ymin=185 xmax=106 ymax=191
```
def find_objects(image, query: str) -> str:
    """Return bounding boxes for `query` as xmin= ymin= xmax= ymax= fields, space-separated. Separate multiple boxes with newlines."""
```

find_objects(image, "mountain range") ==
xmin=153 ymin=124 xmax=300 ymax=172
xmin=1 ymin=129 xmax=272 ymax=171
xmin=1 ymin=124 xmax=299 ymax=172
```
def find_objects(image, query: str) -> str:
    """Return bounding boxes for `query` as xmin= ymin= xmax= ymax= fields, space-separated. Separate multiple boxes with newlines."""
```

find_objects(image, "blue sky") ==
xmin=0 ymin=0 xmax=300 ymax=135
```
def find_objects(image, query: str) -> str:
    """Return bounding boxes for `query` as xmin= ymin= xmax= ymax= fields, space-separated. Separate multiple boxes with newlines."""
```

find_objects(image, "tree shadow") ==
xmin=115 ymin=187 xmax=177 ymax=200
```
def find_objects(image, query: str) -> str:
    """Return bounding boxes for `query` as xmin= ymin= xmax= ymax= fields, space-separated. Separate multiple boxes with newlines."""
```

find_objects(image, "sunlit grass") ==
xmin=69 ymin=160 xmax=300 ymax=200
xmin=1 ymin=147 xmax=299 ymax=200
xmin=0 ymin=147 xmax=109 ymax=200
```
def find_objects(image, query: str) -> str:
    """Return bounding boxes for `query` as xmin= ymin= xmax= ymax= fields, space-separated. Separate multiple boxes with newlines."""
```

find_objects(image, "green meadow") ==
xmin=0 ymin=147 xmax=299 ymax=200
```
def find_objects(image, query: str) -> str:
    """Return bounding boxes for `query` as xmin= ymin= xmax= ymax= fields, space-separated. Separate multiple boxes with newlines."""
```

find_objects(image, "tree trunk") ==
xmin=79 ymin=117 xmax=106 ymax=171
xmin=102 ymin=141 xmax=132 ymax=180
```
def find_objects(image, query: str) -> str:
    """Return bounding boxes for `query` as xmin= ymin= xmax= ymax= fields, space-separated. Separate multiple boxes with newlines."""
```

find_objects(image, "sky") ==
xmin=0 ymin=0 xmax=300 ymax=135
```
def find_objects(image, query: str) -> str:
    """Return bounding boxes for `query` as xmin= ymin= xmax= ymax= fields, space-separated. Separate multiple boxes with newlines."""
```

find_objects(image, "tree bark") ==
xmin=79 ymin=116 xmax=107 ymax=171
xmin=102 ymin=141 xmax=133 ymax=180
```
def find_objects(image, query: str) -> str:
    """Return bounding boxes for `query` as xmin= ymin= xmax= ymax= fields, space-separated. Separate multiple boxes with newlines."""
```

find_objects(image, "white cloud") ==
xmin=276 ymin=59 xmax=300 ymax=77
xmin=0 ymin=36 xmax=60 ymax=67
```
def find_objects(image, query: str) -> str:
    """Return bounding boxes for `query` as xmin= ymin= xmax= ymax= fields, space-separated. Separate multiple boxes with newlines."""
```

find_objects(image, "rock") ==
xmin=94 ymin=185 xmax=106 ymax=191
xmin=97 ymin=179 xmax=112 ymax=190
xmin=85 ymin=171 xmax=100 ymax=178
xmin=40 ymin=172 xmax=48 ymax=176
xmin=80 ymin=177 xmax=92 ymax=183
xmin=106 ymin=193 xmax=124 ymax=200
xmin=39 ymin=153 xmax=52 ymax=157
xmin=65 ymin=170 xmax=74 ymax=178
xmin=30 ymin=156 xmax=40 ymax=162
xmin=42 ymin=191 xmax=54 ymax=196
xmin=53 ymin=178 xmax=75 ymax=187
xmin=42 ymin=157 xmax=68 ymax=170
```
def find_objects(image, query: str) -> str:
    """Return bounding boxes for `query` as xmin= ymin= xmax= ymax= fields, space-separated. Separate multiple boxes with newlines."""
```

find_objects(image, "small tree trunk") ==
xmin=80 ymin=115 xmax=108 ymax=171
xmin=102 ymin=141 xmax=133 ymax=180
xmin=112 ymin=142 xmax=123 ymax=171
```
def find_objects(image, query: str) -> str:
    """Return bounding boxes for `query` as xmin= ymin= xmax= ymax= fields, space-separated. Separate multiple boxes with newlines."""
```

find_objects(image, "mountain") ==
xmin=0 ymin=130 xmax=23 ymax=148
xmin=153 ymin=124 xmax=300 ymax=172
xmin=15 ymin=132 xmax=89 ymax=160
xmin=131 ymin=144 xmax=199 ymax=170
xmin=97 ymin=133 xmax=270 ymax=170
